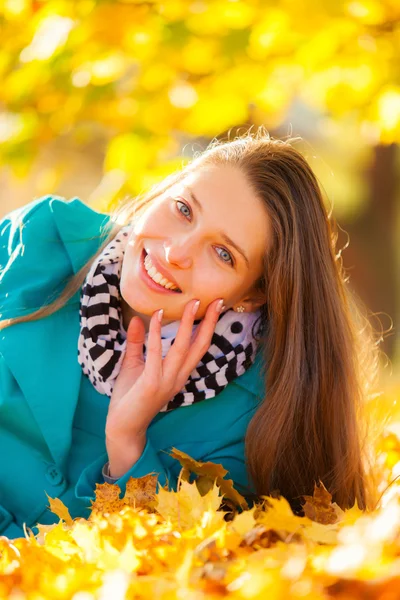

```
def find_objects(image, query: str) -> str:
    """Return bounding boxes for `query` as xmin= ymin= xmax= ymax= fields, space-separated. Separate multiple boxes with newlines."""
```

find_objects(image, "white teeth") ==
xmin=144 ymin=253 xmax=179 ymax=290
xmin=152 ymin=272 xmax=163 ymax=284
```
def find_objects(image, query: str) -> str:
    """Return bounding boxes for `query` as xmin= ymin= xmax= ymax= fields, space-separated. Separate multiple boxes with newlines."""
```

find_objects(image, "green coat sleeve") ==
xmin=75 ymin=436 xmax=177 ymax=496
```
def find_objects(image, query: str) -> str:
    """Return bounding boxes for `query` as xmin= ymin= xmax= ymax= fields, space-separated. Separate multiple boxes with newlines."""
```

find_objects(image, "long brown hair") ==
xmin=0 ymin=128 xmax=383 ymax=512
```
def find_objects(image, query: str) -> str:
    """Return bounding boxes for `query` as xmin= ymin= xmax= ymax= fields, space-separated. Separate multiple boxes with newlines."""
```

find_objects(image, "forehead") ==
xmin=183 ymin=165 xmax=259 ymax=208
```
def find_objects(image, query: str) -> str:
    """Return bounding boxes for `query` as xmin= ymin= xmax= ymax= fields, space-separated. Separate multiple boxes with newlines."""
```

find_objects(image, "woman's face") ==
xmin=120 ymin=164 xmax=272 ymax=332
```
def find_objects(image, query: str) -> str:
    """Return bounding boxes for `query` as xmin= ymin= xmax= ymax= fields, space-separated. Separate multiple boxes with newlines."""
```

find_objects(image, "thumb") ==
xmin=122 ymin=316 xmax=146 ymax=369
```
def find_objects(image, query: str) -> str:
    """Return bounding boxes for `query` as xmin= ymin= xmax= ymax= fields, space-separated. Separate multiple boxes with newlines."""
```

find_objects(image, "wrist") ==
xmin=106 ymin=431 xmax=147 ymax=479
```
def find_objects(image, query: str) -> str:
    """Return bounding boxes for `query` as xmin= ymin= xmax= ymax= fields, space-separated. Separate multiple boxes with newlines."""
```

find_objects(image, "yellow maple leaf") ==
xmin=257 ymin=495 xmax=309 ymax=535
xmin=42 ymin=521 xmax=80 ymax=561
xmin=229 ymin=505 xmax=258 ymax=536
xmin=168 ymin=447 xmax=249 ymax=510
xmin=35 ymin=523 xmax=59 ymax=546
xmin=123 ymin=473 xmax=159 ymax=511
xmin=45 ymin=493 xmax=74 ymax=526
xmin=70 ymin=520 xmax=102 ymax=563
xmin=301 ymin=520 xmax=339 ymax=546
xmin=224 ymin=505 xmax=259 ymax=552
xmin=89 ymin=482 xmax=125 ymax=517
xmin=155 ymin=478 xmax=224 ymax=531
xmin=258 ymin=495 xmax=340 ymax=546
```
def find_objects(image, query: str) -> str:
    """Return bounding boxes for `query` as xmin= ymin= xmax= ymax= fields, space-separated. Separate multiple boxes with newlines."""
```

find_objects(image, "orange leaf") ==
xmin=302 ymin=480 xmax=344 ymax=525
xmin=123 ymin=473 xmax=159 ymax=511
xmin=89 ymin=482 xmax=125 ymax=517
xmin=168 ymin=447 xmax=249 ymax=510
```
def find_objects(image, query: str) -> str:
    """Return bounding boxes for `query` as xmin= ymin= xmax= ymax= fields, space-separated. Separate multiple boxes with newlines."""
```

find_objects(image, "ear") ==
xmin=237 ymin=288 xmax=267 ymax=313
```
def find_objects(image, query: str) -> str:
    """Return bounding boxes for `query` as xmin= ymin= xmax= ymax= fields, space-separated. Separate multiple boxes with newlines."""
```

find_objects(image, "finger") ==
xmin=162 ymin=299 xmax=200 ymax=377
xmin=143 ymin=309 xmax=163 ymax=386
xmin=122 ymin=316 xmax=146 ymax=371
xmin=179 ymin=299 xmax=224 ymax=379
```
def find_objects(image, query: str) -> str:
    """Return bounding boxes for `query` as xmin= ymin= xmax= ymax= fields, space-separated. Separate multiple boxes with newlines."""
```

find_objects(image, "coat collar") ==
xmin=1 ymin=198 xmax=112 ymax=471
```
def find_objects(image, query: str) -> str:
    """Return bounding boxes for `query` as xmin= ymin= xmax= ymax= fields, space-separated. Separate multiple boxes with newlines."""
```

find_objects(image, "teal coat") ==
xmin=0 ymin=195 xmax=266 ymax=539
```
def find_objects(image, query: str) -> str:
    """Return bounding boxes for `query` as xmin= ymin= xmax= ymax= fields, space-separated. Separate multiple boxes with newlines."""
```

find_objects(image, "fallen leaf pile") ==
xmin=1 ymin=380 xmax=400 ymax=599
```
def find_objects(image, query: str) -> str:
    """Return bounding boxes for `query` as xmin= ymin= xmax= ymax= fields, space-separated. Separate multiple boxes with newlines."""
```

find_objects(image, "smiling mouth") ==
xmin=142 ymin=249 xmax=182 ymax=293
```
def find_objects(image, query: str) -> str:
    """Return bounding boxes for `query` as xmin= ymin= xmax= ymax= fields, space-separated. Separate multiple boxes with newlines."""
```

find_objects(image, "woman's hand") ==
xmin=105 ymin=297 xmax=225 ymax=446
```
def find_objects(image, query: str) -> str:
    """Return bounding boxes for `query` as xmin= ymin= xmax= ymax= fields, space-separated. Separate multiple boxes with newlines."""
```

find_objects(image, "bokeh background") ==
xmin=0 ymin=0 xmax=399 ymax=381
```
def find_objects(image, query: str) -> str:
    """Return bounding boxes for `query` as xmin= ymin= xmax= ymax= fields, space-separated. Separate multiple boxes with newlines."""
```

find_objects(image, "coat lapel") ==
xmin=1 ymin=198 xmax=112 ymax=471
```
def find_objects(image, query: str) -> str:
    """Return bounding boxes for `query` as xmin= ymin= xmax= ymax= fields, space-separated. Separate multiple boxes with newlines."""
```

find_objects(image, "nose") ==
xmin=164 ymin=238 xmax=195 ymax=269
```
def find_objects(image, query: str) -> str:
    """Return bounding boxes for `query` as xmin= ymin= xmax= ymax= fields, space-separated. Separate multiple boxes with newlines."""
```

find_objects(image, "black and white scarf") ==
xmin=77 ymin=224 xmax=263 ymax=412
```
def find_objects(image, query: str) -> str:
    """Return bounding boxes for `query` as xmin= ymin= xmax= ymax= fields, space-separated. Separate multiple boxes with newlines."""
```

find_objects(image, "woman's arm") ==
xmin=105 ymin=430 xmax=147 ymax=479
xmin=75 ymin=434 xmax=180 ymax=501
xmin=76 ymin=426 xmax=256 ymax=511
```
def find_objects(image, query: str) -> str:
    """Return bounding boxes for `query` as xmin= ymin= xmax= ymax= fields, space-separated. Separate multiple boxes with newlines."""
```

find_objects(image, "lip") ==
xmin=139 ymin=248 xmax=182 ymax=294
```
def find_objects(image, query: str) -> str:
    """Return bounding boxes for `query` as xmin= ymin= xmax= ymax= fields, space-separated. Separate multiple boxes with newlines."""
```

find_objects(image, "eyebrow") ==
xmin=185 ymin=186 xmax=250 ymax=269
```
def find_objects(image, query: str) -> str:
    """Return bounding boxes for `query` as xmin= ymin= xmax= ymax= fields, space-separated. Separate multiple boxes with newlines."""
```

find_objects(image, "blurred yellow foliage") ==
xmin=0 ymin=0 xmax=398 ymax=207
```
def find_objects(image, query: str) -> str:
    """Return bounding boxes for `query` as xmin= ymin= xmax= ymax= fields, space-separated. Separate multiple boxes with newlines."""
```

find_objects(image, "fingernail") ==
xmin=216 ymin=299 xmax=225 ymax=313
xmin=192 ymin=300 xmax=200 ymax=315
xmin=158 ymin=309 xmax=164 ymax=323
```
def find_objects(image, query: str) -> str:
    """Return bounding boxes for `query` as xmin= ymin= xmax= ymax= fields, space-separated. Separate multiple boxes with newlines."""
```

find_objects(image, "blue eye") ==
xmin=177 ymin=200 xmax=191 ymax=219
xmin=175 ymin=199 xmax=234 ymax=267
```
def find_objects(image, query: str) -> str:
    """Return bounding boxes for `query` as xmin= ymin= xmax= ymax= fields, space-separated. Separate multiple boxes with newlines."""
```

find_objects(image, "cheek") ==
xmin=194 ymin=266 xmax=236 ymax=299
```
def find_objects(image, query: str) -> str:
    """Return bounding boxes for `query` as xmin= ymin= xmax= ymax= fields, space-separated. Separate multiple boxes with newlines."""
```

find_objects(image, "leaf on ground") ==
xmin=155 ymin=478 xmax=224 ymax=531
xmin=123 ymin=473 xmax=159 ymax=511
xmin=302 ymin=520 xmax=339 ymax=545
xmin=168 ymin=447 xmax=229 ymax=479
xmin=45 ymin=494 xmax=74 ymax=526
xmin=42 ymin=521 xmax=81 ymax=561
xmin=34 ymin=523 xmax=59 ymax=545
xmin=168 ymin=447 xmax=249 ymax=510
xmin=228 ymin=505 xmax=258 ymax=536
xmin=89 ymin=482 xmax=125 ymax=517
xmin=257 ymin=495 xmax=309 ymax=535
xmin=258 ymin=494 xmax=340 ymax=545
xmin=302 ymin=480 xmax=345 ymax=524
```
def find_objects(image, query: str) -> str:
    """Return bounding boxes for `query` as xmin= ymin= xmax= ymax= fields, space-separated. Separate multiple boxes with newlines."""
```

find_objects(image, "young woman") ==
xmin=0 ymin=130 xmax=380 ymax=539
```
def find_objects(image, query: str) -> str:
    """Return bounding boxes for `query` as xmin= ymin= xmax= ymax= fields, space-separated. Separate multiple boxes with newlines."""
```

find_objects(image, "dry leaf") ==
xmin=302 ymin=480 xmax=345 ymax=524
xmin=168 ymin=447 xmax=249 ymax=510
xmin=89 ymin=482 xmax=125 ymax=517
xmin=123 ymin=473 xmax=159 ymax=510
xmin=45 ymin=494 xmax=74 ymax=526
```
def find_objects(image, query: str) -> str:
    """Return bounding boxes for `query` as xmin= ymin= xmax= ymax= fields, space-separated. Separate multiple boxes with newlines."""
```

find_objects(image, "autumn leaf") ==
xmin=41 ymin=521 xmax=81 ymax=561
xmin=228 ymin=505 xmax=258 ymax=537
xmin=302 ymin=520 xmax=339 ymax=546
xmin=45 ymin=493 xmax=74 ymax=526
xmin=257 ymin=495 xmax=311 ymax=536
xmin=35 ymin=523 xmax=59 ymax=546
xmin=256 ymin=494 xmax=341 ymax=546
xmin=168 ymin=447 xmax=229 ymax=480
xmin=123 ymin=473 xmax=159 ymax=511
xmin=155 ymin=478 xmax=224 ymax=531
xmin=168 ymin=447 xmax=249 ymax=510
xmin=89 ymin=482 xmax=125 ymax=517
xmin=302 ymin=480 xmax=345 ymax=524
